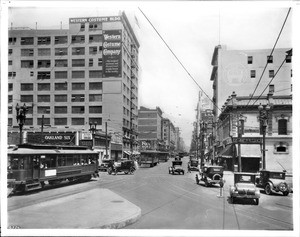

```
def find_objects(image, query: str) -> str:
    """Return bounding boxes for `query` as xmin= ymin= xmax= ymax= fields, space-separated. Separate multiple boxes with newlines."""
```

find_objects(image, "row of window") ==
xmin=8 ymin=94 xmax=102 ymax=103
xmin=18 ymin=59 xmax=103 ymax=69
xmin=9 ymin=82 xmax=102 ymax=92
xmin=8 ymin=105 xmax=102 ymax=114
xmin=9 ymin=34 xmax=103 ymax=46
xmin=238 ymin=118 xmax=289 ymax=135
xmin=8 ymin=117 xmax=102 ymax=126
xmin=250 ymin=69 xmax=293 ymax=78
xmin=8 ymin=46 xmax=103 ymax=57
xmin=8 ymin=70 xmax=103 ymax=79
xmin=247 ymin=55 xmax=292 ymax=64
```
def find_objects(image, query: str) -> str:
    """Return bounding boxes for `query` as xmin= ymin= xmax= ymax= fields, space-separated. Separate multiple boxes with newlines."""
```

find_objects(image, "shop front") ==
xmin=111 ymin=142 xmax=122 ymax=161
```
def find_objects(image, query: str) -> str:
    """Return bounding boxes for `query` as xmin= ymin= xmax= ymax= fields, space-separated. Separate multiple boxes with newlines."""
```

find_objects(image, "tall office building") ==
xmin=8 ymin=12 xmax=139 ymax=158
xmin=210 ymin=45 xmax=292 ymax=118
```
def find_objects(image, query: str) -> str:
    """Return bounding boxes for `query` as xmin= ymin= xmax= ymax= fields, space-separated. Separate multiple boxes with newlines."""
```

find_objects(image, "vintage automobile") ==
xmin=195 ymin=165 xmax=224 ymax=187
xmin=169 ymin=160 xmax=184 ymax=175
xmin=256 ymin=170 xmax=290 ymax=196
xmin=98 ymin=159 xmax=114 ymax=172
xmin=188 ymin=159 xmax=199 ymax=172
xmin=107 ymin=160 xmax=136 ymax=175
xmin=230 ymin=172 xmax=260 ymax=205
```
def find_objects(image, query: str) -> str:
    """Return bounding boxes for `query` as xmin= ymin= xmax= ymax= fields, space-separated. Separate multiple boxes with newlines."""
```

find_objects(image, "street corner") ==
xmin=8 ymin=188 xmax=142 ymax=229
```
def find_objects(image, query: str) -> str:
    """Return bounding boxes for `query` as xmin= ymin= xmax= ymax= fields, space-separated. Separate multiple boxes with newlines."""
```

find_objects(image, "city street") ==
xmin=7 ymin=156 xmax=293 ymax=230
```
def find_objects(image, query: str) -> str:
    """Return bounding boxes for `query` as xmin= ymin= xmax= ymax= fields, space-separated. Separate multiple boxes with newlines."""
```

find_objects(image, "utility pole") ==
xmin=105 ymin=121 xmax=108 ymax=160
xmin=237 ymin=116 xmax=242 ymax=172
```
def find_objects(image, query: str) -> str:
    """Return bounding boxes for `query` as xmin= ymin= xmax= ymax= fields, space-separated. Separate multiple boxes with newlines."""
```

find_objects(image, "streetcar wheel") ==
xmin=265 ymin=183 xmax=272 ymax=195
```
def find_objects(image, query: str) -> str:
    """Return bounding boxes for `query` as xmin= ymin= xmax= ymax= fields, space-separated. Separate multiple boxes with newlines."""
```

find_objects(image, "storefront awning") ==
xmin=218 ymin=145 xmax=234 ymax=158
xmin=124 ymin=150 xmax=132 ymax=155
xmin=236 ymin=144 xmax=262 ymax=158
xmin=132 ymin=151 xmax=140 ymax=155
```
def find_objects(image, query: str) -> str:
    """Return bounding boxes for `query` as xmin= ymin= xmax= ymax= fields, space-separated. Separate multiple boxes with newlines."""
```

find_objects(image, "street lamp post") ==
xmin=200 ymin=121 xmax=207 ymax=169
xmin=237 ymin=115 xmax=245 ymax=172
xmin=15 ymin=103 xmax=28 ymax=145
xmin=258 ymin=103 xmax=270 ymax=170
xmin=89 ymin=122 xmax=97 ymax=148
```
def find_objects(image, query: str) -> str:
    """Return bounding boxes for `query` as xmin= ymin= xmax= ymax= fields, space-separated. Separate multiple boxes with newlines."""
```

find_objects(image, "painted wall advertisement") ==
xmin=102 ymin=30 xmax=122 ymax=78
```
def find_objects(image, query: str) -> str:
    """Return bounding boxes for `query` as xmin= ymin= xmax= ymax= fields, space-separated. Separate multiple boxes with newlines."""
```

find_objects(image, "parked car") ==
xmin=230 ymin=172 xmax=260 ymax=205
xmin=195 ymin=165 xmax=224 ymax=187
xmin=256 ymin=170 xmax=290 ymax=196
xmin=98 ymin=159 xmax=114 ymax=172
xmin=169 ymin=160 xmax=184 ymax=175
xmin=188 ymin=159 xmax=199 ymax=172
xmin=107 ymin=160 xmax=136 ymax=175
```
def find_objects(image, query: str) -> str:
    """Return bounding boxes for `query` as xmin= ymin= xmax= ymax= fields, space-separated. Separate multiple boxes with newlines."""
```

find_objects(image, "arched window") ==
xmin=274 ymin=142 xmax=289 ymax=154
xmin=278 ymin=119 xmax=287 ymax=135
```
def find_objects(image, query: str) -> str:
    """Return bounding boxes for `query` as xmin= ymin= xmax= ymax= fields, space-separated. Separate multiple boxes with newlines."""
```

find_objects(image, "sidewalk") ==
xmin=8 ymin=188 xmax=141 ymax=229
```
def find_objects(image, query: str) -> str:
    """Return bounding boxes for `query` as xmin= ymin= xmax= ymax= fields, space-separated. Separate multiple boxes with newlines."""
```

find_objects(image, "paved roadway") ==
xmin=104 ymin=157 xmax=293 ymax=230
xmin=7 ymin=156 xmax=293 ymax=230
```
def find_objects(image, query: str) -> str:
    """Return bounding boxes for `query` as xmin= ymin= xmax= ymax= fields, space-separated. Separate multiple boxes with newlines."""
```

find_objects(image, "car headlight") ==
xmin=279 ymin=182 xmax=288 ymax=191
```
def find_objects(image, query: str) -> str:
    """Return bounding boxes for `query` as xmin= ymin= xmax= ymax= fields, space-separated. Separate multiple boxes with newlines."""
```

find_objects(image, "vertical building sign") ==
xmin=102 ymin=30 xmax=122 ymax=77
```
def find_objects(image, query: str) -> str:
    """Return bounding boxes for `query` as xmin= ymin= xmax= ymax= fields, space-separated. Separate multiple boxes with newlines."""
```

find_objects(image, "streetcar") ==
xmin=139 ymin=150 xmax=159 ymax=167
xmin=7 ymin=143 xmax=99 ymax=193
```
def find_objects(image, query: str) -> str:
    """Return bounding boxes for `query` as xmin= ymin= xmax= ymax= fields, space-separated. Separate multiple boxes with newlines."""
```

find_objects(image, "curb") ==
xmin=99 ymin=208 xmax=141 ymax=229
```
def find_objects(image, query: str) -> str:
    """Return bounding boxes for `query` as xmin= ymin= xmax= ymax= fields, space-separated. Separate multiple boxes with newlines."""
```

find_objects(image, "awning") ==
xmin=236 ymin=144 xmax=262 ymax=158
xmin=132 ymin=151 xmax=140 ymax=155
xmin=123 ymin=150 xmax=132 ymax=155
xmin=218 ymin=145 xmax=234 ymax=158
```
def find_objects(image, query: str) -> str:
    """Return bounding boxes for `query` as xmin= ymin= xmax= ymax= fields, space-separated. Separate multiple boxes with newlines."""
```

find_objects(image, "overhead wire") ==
xmin=246 ymin=7 xmax=291 ymax=107
xmin=138 ymin=7 xmax=223 ymax=114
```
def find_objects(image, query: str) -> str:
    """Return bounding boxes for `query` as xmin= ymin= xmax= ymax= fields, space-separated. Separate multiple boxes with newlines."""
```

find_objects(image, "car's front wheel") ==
xmin=231 ymin=196 xmax=235 ymax=204
xmin=282 ymin=191 xmax=289 ymax=196
xmin=265 ymin=183 xmax=272 ymax=195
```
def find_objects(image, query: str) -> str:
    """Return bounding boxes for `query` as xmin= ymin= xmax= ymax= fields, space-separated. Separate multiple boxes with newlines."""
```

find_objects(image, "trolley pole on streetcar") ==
xmin=15 ymin=103 xmax=28 ymax=145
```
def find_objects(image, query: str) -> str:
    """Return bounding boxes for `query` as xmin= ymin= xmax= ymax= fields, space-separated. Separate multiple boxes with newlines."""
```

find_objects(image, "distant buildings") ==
xmin=8 ymin=12 xmax=139 ymax=161
xmin=138 ymin=106 xmax=181 ymax=153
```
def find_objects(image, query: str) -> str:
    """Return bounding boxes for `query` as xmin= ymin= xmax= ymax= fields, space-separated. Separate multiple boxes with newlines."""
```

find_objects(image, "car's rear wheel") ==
xmin=265 ymin=183 xmax=272 ymax=195
xmin=205 ymin=179 xmax=209 ymax=187
xmin=255 ymin=198 xmax=259 ymax=205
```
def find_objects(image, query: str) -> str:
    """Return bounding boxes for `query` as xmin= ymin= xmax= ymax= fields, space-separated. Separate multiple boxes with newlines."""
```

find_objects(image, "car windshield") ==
xmin=269 ymin=172 xmax=284 ymax=179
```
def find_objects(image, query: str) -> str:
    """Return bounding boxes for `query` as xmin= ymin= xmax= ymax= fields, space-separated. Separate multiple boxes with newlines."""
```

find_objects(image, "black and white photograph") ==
xmin=1 ymin=0 xmax=299 ymax=236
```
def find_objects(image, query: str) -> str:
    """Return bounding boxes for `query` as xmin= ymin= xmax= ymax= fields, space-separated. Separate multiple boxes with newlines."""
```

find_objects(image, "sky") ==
xmin=3 ymin=1 xmax=296 ymax=149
